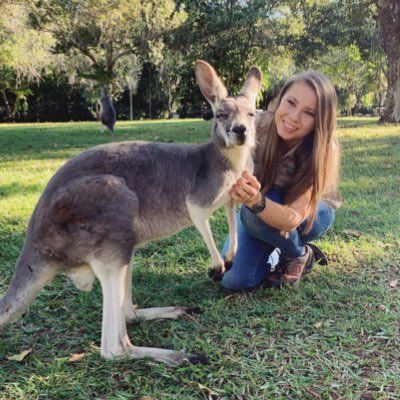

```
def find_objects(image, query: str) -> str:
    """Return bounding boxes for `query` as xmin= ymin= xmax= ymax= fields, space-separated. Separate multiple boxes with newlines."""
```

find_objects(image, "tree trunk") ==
xmin=1 ymin=90 xmax=13 ymax=120
xmin=129 ymin=87 xmax=133 ymax=120
xmin=167 ymin=86 xmax=173 ymax=119
xmin=148 ymin=66 xmax=152 ymax=119
xmin=376 ymin=0 xmax=400 ymax=122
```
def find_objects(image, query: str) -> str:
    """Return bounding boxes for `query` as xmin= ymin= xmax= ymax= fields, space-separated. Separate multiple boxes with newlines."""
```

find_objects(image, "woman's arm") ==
xmin=231 ymin=171 xmax=311 ymax=232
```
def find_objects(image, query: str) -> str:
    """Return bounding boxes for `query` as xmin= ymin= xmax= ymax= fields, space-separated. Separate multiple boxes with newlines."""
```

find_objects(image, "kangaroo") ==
xmin=0 ymin=61 xmax=262 ymax=365
xmin=100 ymin=86 xmax=117 ymax=133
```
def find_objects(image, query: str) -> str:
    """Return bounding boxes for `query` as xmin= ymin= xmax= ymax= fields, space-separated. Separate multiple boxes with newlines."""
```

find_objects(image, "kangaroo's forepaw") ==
xmin=208 ymin=265 xmax=225 ymax=281
xmin=224 ymin=258 xmax=234 ymax=272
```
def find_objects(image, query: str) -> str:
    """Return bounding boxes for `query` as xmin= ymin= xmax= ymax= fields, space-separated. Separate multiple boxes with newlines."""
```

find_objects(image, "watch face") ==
xmin=252 ymin=203 xmax=265 ymax=213
xmin=249 ymin=197 xmax=266 ymax=214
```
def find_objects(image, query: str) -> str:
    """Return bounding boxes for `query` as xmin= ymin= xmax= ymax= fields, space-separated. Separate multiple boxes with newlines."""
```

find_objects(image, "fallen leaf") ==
xmin=185 ymin=380 xmax=220 ymax=399
xmin=384 ymin=163 xmax=393 ymax=169
xmin=224 ymin=293 xmax=238 ymax=301
xmin=377 ymin=304 xmax=386 ymax=311
xmin=140 ymin=397 xmax=156 ymax=400
xmin=343 ymin=229 xmax=363 ymax=237
xmin=7 ymin=348 xmax=32 ymax=362
xmin=389 ymin=279 xmax=398 ymax=288
xmin=69 ymin=353 xmax=85 ymax=362
xmin=314 ymin=321 xmax=323 ymax=329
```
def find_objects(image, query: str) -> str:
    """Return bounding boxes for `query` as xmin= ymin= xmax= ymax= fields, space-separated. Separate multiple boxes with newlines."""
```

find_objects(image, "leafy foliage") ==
xmin=29 ymin=0 xmax=186 ymax=82
xmin=0 ymin=0 xmax=398 ymax=121
xmin=0 ymin=3 xmax=54 ymax=120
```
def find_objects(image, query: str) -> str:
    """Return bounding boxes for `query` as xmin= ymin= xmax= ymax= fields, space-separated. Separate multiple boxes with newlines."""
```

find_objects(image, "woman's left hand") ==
xmin=230 ymin=171 xmax=262 ymax=207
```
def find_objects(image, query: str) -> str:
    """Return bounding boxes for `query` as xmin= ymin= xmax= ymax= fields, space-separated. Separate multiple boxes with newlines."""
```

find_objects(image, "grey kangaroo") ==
xmin=0 ymin=61 xmax=262 ymax=365
xmin=100 ymin=86 xmax=117 ymax=133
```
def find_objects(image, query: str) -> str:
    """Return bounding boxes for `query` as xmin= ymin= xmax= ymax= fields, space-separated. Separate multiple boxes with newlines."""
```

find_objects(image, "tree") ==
xmin=29 ymin=0 xmax=186 ymax=84
xmin=284 ymin=0 xmax=399 ymax=119
xmin=319 ymin=0 xmax=400 ymax=122
xmin=170 ymin=0 xmax=300 ymax=115
xmin=0 ymin=2 xmax=54 ymax=120
xmin=375 ymin=0 xmax=400 ymax=122
xmin=157 ymin=50 xmax=185 ymax=118
xmin=308 ymin=45 xmax=368 ymax=115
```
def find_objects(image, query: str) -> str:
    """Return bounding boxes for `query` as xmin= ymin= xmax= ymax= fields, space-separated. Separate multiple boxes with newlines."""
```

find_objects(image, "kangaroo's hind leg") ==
xmin=123 ymin=263 xmax=136 ymax=321
xmin=90 ymin=258 xmax=132 ymax=359
xmin=123 ymin=261 xmax=201 ymax=322
xmin=122 ymin=264 xmax=198 ymax=321
xmin=91 ymin=256 xmax=207 ymax=365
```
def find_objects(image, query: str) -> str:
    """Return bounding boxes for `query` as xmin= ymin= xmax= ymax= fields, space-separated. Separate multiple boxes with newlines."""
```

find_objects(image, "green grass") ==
xmin=0 ymin=117 xmax=399 ymax=399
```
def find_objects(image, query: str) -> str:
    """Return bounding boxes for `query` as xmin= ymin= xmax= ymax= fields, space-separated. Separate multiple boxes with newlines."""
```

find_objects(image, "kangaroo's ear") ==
xmin=240 ymin=66 xmax=262 ymax=105
xmin=195 ymin=60 xmax=228 ymax=112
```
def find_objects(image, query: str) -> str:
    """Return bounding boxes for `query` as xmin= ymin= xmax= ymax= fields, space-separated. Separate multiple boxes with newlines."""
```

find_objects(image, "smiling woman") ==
xmin=220 ymin=70 xmax=341 ymax=291
xmin=274 ymin=81 xmax=317 ymax=150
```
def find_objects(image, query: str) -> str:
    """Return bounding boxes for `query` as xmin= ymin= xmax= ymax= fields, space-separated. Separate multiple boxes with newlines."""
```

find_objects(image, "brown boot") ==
xmin=265 ymin=245 xmax=315 ymax=288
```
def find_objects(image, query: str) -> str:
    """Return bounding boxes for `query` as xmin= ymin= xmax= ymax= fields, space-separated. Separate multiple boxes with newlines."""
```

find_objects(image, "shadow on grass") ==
xmin=0 ymin=254 xmax=396 ymax=357
xmin=0 ymin=182 xmax=44 ymax=198
xmin=0 ymin=236 xmax=398 ymax=400
xmin=0 ymin=120 xmax=211 ymax=160
xmin=337 ymin=117 xmax=380 ymax=128
xmin=0 ymin=119 xmax=393 ymax=160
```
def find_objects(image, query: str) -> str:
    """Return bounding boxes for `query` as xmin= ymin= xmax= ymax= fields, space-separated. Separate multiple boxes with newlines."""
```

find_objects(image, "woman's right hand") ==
xmin=230 ymin=171 xmax=262 ymax=207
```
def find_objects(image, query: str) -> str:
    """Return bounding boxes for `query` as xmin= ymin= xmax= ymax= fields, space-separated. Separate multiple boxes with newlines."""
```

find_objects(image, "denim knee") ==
xmin=220 ymin=255 xmax=271 ymax=292
xmin=299 ymin=201 xmax=335 ymax=242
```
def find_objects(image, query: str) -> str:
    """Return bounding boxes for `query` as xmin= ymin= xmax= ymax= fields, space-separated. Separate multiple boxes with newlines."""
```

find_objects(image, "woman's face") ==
xmin=275 ymin=81 xmax=317 ymax=150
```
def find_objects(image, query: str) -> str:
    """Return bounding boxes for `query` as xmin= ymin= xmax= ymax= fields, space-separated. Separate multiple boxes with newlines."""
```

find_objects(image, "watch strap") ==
xmin=245 ymin=194 xmax=266 ymax=214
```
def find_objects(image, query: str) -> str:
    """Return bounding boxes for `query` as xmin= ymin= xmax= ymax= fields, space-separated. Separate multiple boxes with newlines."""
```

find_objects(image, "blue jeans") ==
xmin=220 ymin=190 xmax=335 ymax=291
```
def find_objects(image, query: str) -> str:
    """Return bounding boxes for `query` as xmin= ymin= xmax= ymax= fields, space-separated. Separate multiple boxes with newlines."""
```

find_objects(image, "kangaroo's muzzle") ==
xmin=229 ymin=125 xmax=247 ymax=145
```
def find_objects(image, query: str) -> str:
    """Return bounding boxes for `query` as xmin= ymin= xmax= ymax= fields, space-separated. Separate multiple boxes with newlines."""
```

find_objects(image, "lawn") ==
xmin=0 ymin=118 xmax=399 ymax=400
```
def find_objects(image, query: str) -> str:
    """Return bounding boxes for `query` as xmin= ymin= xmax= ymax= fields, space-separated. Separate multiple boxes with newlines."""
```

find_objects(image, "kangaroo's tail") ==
xmin=0 ymin=248 xmax=56 ymax=328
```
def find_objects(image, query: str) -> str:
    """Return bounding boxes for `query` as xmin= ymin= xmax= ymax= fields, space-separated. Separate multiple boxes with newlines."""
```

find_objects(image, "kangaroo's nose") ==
xmin=231 ymin=125 xmax=246 ymax=144
xmin=232 ymin=125 xmax=246 ymax=135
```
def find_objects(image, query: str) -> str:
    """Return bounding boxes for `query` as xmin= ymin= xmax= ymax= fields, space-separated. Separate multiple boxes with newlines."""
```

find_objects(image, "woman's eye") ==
xmin=287 ymin=99 xmax=295 ymax=106
xmin=305 ymin=111 xmax=315 ymax=117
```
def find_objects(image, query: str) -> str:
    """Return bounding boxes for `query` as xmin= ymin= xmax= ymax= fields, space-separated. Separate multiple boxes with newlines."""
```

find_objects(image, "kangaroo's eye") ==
xmin=216 ymin=112 xmax=228 ymax=120
xmin=248 ymin=112 xmax=255 ymax=117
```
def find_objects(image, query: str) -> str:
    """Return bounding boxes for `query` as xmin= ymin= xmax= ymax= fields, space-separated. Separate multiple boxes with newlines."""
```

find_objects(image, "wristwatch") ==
xmin=245 ymin=193 xmax=266 ymax=214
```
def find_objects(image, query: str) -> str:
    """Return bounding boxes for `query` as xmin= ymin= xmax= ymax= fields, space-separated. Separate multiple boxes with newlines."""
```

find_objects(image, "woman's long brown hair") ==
xmin=255 ymin=71 xmax=340 ymax=233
